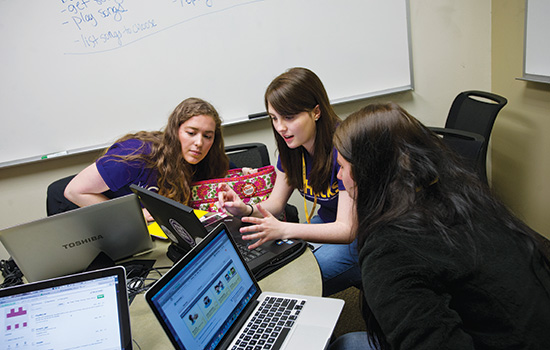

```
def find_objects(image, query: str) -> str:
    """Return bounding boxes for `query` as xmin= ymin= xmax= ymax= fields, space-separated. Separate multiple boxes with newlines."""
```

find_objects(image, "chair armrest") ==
xmin=428 ymin=127 xmax=485 ymax=143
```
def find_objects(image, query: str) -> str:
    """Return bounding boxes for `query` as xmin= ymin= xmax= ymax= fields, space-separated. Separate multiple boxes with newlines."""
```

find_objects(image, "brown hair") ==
xmin=104 ymin=97 xmax=229 ymax=204
xmin=265 ymin=67 xmax=340 ymax=193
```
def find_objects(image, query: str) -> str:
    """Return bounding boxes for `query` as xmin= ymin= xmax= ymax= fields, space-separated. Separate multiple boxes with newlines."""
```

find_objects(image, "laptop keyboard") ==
xmin=232 ymin=296 xmax=306 ymax=350
xmin=237 ymin=243 xmax=268 ymax=262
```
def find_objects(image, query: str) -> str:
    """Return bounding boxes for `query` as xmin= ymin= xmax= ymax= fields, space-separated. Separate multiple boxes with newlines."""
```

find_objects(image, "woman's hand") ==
xmin=217 ymin=183 xmax=248 ymax=216
xmin=241 ymin=167 xmax=258 ymax=175
xmin=142 ymin=208 xmax=154 ymax=222
xmin=240 ymin=203 xmax=287 ymax=250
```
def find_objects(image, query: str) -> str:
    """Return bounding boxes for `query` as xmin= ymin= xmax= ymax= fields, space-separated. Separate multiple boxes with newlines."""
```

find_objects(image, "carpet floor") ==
xmin=328 ymin=286 xmax=366 ymax=339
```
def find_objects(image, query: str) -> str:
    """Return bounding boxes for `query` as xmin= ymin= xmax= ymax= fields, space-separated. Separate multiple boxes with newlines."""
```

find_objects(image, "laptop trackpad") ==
xmin=285 ymin=324 xmax=332 ymax=350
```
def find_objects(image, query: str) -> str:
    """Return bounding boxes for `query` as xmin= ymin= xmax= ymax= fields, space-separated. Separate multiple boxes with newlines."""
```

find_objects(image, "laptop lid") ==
xmin=130 ymin=185 xmax=308 ymax=279
xmin=145 ymin=223 xmax=261 ymax=350
xmin=0 ymin=266 xmax=132 ymax=349
xmin=129 ymin=184 xmax=209 ymax=254
xmin=0 ymin=194 xmax=153 ymax=282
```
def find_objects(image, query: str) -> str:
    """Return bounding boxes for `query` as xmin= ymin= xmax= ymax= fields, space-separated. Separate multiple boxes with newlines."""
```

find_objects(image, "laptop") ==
xmin=0 ymin=194 xmax=153 ymax=282
xmin=130 ymin=184 xmax=308 ymax=279
xmin=145 ymin=223 xmax=344 ymax=350
xmin=0 ymin=266 xmax=132 ymax=349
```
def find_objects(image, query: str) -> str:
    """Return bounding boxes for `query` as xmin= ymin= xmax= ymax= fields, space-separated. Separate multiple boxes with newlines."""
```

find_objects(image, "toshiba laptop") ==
xmin=130 ymin=184 xmax=307 ymax=279
xmin=0 ymin=266 xmax=132 ymax=349
xmin=145 ymin=223 xmax=343 ymax=350
xmin=0 ymin=194 xmax=153 ymax=282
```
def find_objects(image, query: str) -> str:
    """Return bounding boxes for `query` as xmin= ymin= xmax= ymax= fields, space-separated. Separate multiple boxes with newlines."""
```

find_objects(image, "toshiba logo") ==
xmin=62 ymin=235 xmax=104 ymax=249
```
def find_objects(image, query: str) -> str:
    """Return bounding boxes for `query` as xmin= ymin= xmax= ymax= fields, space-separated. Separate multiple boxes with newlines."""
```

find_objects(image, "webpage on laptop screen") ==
xmin=151 ymin=230 xmax=257 ymax=350
xmin=0 ymin=276 xmax=123 ymax=349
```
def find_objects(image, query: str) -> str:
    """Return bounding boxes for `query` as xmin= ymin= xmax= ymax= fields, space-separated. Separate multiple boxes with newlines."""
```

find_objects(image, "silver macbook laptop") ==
xmin=0 ymin=194 xmax=153 ymax=282
xmin=0 ymin=266 xmax=132 ymax=349
xmin=145 ymin=223 xmax=344 ymax=350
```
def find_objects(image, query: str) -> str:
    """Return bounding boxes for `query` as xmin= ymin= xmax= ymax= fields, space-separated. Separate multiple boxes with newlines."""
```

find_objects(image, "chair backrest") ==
xmin=445 ymin=90 xmax=508 ymax=145
xmin=47 ymin=174 xmax=79 ymax=216
xmin=224 ymin=142 xmax=271 ymax=168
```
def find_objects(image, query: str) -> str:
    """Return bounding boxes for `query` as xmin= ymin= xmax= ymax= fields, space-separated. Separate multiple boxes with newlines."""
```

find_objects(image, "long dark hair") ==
xmin=102 ymin=97 xmax=229 ymax=204
xmin=265 ymin=67 xmax=341 ymax=193
xmin=334 ymin=102 xmax=547 ymax=349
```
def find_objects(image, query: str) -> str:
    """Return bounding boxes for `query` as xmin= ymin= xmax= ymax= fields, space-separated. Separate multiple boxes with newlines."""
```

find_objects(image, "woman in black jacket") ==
xmin=330 ymin=102 xmax=550 ymax=349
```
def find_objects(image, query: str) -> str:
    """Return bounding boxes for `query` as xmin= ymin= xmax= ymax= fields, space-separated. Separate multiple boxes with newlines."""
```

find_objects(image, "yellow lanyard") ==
xmin=302 ymin=153 xmax=317 ymax=224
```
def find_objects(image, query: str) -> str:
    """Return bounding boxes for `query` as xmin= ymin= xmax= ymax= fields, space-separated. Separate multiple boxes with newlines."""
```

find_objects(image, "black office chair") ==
xmin=46 ymin=174 xmax=78 ymax=216
xmin=441 ymin=90 xmax=508 ymax=183
xmin=224 ymin=142 xmax=271 ymax=169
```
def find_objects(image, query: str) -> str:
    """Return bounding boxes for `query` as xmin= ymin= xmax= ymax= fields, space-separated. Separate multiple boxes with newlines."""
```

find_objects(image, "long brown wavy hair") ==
xmin=265 ymin=67 xmax=341 ymax=194
xmin=102 ymin=97 xmax=229 ymax=204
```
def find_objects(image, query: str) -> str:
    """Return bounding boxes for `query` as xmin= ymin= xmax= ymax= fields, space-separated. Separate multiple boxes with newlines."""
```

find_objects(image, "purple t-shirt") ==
xmin=96 ymin=139 xmax=159 ymax=198
xmin=277 ymin=148 xmax=345 ymax=223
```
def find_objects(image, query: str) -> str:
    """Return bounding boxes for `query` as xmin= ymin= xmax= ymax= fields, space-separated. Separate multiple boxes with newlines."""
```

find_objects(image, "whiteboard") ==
xmin=0 ymin=0 xmax=412 ymax=167
xmin=522 ymin=0 xmax=550 ymax=83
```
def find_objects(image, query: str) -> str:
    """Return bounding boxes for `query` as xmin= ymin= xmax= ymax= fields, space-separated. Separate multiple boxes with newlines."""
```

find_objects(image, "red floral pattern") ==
xmin=189 ymin=165 xmax=276 ymax=213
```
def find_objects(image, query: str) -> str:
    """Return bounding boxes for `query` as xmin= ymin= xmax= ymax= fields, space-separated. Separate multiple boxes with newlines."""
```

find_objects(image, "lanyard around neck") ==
xmin=302 ymin=152 xmax=317 ymax=224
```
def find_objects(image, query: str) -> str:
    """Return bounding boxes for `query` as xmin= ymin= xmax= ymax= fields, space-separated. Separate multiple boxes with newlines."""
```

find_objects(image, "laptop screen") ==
xmin=147 ymin=225 xmax=259 ymax=350
xmin=0 ymin=266 xmax=131 ymax=349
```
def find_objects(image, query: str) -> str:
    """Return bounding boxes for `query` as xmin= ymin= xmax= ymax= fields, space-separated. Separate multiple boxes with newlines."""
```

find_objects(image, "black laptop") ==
xmin=130 ymin=185 xmax=307 ymax=279
xmin=0 ymin=266 xmax=132 ymax=349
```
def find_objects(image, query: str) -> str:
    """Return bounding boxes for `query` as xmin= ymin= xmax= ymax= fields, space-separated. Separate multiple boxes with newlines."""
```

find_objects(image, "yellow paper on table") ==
xmin=147 ymin=209 xmax=208 ymax=240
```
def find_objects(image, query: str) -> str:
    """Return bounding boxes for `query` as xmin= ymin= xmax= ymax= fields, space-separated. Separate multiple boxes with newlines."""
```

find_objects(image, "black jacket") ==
xmin=360 ymin=222 xmax=550 ymax=349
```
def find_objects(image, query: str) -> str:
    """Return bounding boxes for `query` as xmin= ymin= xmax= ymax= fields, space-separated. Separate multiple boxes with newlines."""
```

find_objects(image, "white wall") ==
xmin=0 ymin=0 xmax=492 ymax=260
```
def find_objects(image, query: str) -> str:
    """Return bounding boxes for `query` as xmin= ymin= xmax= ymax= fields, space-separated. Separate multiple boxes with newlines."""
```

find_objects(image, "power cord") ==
xmin=0 ymin=258 xmax=24 ymax=288
xmin=126 ymin=265 xmax=171 ymax=302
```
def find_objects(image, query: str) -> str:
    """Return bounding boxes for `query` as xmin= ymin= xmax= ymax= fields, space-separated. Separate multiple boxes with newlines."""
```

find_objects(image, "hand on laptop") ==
xmin=240 ymin=204 xmax=290 ymax=250
xmin=216 ymin=183 xmax=250 ymax=217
